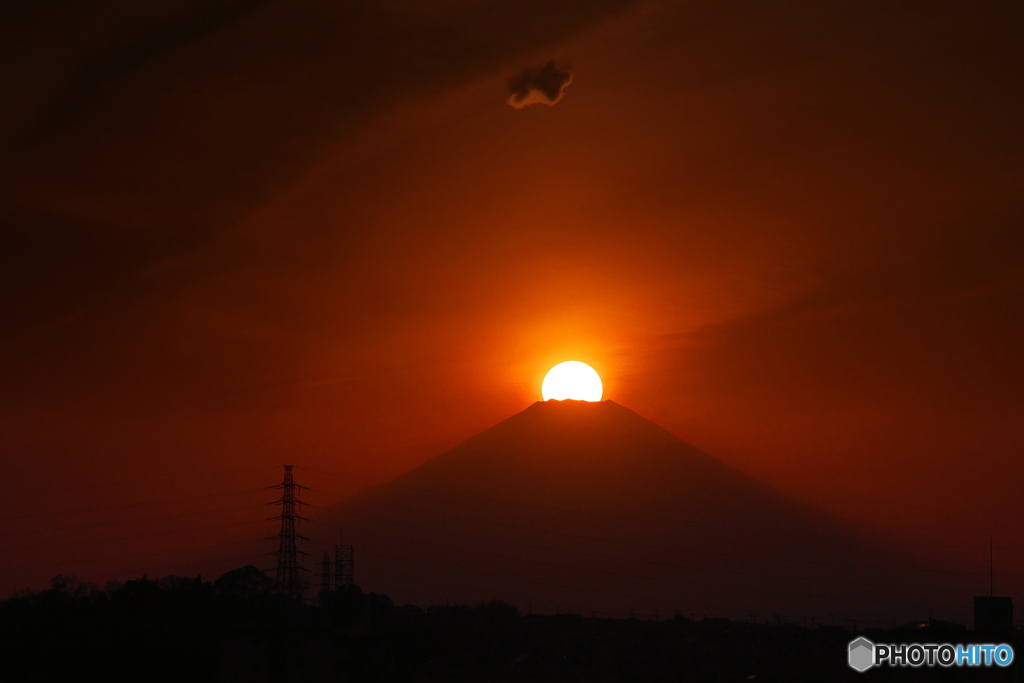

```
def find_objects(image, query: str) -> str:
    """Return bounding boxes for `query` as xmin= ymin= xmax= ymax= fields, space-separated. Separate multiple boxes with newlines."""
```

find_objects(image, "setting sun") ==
xmin=541 ymin=361 xmax=603 ymax=401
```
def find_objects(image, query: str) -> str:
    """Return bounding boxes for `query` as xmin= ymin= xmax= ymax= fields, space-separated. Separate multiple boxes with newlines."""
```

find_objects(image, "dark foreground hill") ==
xmin=321 ymin=400 xmax=977 ymax=625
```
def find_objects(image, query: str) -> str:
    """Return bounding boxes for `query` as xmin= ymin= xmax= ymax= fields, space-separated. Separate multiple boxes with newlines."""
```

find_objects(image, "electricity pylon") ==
xmin=335 ymin=534 xmax=354 ymax=589
xmin=268 ymin=465 xmax=309 ymax=599
xmin=319 ymin=551 xmax=333 ymax=596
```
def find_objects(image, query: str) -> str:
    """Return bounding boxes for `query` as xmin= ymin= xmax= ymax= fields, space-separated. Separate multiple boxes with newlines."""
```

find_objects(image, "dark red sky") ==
xmin=2 ymin=0 xmax=1023 ymax=599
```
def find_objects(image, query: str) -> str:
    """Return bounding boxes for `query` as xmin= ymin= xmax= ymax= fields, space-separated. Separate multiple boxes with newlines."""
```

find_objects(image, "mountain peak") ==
xmin=325 ymin=399 xmax=953 ymax=621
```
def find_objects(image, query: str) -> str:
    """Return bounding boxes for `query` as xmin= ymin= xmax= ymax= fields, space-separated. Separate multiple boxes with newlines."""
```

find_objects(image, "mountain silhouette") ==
xmin=321 ymin=400 xmax=972 ymax=624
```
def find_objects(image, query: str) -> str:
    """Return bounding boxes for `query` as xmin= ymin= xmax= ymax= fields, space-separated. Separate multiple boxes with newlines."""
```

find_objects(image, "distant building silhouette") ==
xmin=974 ymin=596 xmax=1013 ymax=632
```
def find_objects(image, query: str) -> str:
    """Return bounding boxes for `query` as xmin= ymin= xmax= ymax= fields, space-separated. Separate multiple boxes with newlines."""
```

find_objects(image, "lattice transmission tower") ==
xmin=268 ymin=465 xmax=309 ymax=599
xmin=335 ymin=534 xmax=354 ymax=589
xmin=319 ymin=551 xmax=333 ymax=597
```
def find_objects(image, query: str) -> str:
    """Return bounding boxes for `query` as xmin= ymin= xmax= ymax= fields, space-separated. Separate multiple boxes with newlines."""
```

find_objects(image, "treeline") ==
xmin=1 ymin=567 xmax=1008 ymax=682
xmin=1 ymin=566 xmax=393 ymax=682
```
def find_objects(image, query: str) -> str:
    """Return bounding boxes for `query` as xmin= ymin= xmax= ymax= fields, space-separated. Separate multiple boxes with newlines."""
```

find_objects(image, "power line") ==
xmin=309 ymin=512 xmax=971 ymax=617
xmin=312 ymin=495 xmax=989 ymax=578
xmin=1 ymin=487 xmax=267 ymax=523
xmin=319 ymin=499 xmax=981 ymax=595
xmin=317 ymin=517 xmax=921 ymax=624
xmin=6 ymin=465 xmax=279 ymax=499
xmin=2 ymin=537 xmax=260 ymax=576
xmin=0 ymin=503 xmax=262 ymax=540
xmin=300 ymin=467 xmax=1024 ymax=552
xmin=4 ymin=518 xmax=266 ymax=554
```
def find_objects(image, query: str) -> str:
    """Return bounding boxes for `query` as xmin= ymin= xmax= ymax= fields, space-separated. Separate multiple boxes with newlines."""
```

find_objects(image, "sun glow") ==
xmin=541 ymin=361 xmax=603 ymax=402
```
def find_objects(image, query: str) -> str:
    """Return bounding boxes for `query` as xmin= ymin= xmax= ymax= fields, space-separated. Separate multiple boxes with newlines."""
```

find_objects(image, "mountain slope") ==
xmin=320 ymin=400 xmax=972 ymax=623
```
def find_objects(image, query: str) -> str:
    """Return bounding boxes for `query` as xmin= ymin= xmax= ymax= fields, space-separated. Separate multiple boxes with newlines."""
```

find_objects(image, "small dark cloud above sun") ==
xmin=507 ymin=60 xmax=573 ymax=109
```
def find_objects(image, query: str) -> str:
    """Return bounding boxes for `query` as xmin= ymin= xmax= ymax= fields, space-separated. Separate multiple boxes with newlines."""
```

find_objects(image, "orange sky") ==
xmin=1 ymin=0 xmax=1023 ymax=600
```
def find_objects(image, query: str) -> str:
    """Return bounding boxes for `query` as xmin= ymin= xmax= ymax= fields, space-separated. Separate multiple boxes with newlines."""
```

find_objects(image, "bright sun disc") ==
xmin=541 ymin=361 xmax=603 ymax=402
